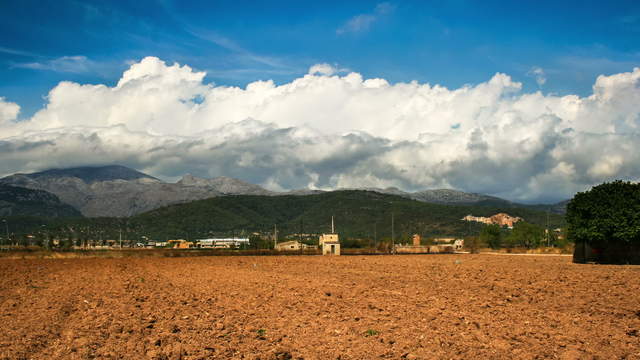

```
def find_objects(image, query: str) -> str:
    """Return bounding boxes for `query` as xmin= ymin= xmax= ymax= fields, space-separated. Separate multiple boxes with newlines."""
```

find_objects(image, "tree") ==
xmin=464 ymin=235 xmax=482 ymax=253
xmin=248 ymin=234 xmax=271 ymax=249
xmin=508 ymin=222 xmax=544 ymax=249
xmin=566 ymin=180 xmax=640 ymax=263
xmin=479 ymin=224 xmax=502 ymax=249
xmin=567 ymin=180 xmax=640 ymax=247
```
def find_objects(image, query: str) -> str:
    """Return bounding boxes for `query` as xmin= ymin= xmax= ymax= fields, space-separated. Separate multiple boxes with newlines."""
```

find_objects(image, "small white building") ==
xmin=433 ymin=238 xmax=465 ymax=251
xmin=275 ymin=240 xmax=315 ymax=251
xmin=195 ymin=238 xmax=250 ymax=248
xmin=319 ymin=233 xmax=340 ymax=255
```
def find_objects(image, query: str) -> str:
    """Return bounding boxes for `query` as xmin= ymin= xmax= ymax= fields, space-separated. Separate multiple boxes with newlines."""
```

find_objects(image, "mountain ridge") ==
xmin=0 ymin=184 xmax=81 ymax=217
xmin=4 ymin=190 xmax=566 ymax=245
xmin=0 ymin=165 xmax=568 ymax=217
xmin=13 ymin=165 xmax=160 ymax=184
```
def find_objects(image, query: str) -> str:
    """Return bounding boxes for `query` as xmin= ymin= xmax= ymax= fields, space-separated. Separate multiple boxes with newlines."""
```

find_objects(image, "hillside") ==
xmin=1 ymin=165 xmax=569 ymax=217
xmin=0 ymin=185 xmax=81 ymax=217
xmin=1 ymin=190 xmax=565 ymax=246
xmin=132 ymin=190 xmax=565 ymax=240
xmin=0 ymin=166 xmax=223 ymax=217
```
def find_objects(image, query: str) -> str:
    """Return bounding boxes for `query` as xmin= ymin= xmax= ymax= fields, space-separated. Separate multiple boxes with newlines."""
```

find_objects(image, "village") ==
xmin=1 ymin=211 xmax=564 ymax=255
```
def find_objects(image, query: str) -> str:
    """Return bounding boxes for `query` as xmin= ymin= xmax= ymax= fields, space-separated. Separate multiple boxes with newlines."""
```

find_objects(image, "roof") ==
xmin=276 ymin=241 xmax=301 ymax=246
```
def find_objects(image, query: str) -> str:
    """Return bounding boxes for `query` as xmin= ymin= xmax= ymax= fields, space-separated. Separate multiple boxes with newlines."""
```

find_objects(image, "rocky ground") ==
xmin=0 ymin=254 xmax=639 ymax=359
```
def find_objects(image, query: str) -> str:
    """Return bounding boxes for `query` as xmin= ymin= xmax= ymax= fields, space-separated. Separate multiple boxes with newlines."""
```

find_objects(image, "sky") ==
xmin=1 ymin=0 xmax=640 ymax=203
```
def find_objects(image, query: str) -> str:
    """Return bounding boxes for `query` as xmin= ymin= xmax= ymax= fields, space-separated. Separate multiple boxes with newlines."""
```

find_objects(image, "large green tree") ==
xmin=566 ymin=180 xmax=640 ymax=247
xmin=479 ymin=224 xmax=502 ymax=249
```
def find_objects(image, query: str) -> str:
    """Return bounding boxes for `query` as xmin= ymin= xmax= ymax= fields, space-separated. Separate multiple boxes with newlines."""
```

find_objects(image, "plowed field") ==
xmin=1 ymin=254 xmax=639 ymax=359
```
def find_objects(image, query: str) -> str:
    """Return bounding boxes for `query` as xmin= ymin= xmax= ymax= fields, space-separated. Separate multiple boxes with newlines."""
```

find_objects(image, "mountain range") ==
xmin=0 ymin=165 xmax=568 ymax=218
xmin=0 ymin=184 xmax=81 ymax=217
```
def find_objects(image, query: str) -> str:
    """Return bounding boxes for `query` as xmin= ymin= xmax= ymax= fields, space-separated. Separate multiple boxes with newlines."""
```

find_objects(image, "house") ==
xmin=319 ymin=233 xmax=340 ymax=255
xmin=195 ymin=238 xmax=250 ymax=248
xmin=462 ymin=213 xmax=522 ymax=229
xmin=275 ymin=240 xmax=315 ymax=251
xmin=168 ymin=239 xmax=193 ymax=249
xmin=433 ymin=238 xmax=464 ymax=250
xmin=412 ymin=234 xmax=421 ymax=246
xmin=395 ymin=237 xmax=464 ymax=254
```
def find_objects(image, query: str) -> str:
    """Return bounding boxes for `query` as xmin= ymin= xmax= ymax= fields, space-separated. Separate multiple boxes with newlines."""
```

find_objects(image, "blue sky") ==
xmin=2 ymin=0 xmax=640 ymax=119
xmin=1 ymin=1 xmax=640 ymax=202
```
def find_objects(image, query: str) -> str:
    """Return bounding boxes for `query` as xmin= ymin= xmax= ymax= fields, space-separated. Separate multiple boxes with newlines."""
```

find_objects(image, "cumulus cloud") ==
xmin=2 ymin=56 xmax=640 ymax=203
xmin=307 ymin=63 xmax=349 ymax=76
xmin=0 ymin=97 xmax=20 ymax=124
xmin=308 ymin=63 xmax=337 ymax=76
xmin=336 ymin=2 xmax=396 ymax=35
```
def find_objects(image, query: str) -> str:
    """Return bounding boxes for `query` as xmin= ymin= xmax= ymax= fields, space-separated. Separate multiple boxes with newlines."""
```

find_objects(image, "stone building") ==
xmin=319 ymin=233 xmax=340 ymax=255
xmin=462 ymin=213 xmax=522 ymax=229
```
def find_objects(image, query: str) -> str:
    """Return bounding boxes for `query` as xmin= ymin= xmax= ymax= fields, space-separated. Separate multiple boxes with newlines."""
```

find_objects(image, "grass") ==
xmin=364 ymin=329 xmax=379 ymax=337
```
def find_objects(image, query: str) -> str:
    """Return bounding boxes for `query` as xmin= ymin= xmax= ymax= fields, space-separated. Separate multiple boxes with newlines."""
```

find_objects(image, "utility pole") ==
xmin=374 ymin=222 xmax=377 ymax=249
xmin=391 ymin=212 xmax=395 ymax=254
xmin=299 ymin=219 xmax=303 ymax=242
xmin=41 ymin=224 xmax=47 ymax=249
xmin=331 ymin=215 xmax=335 ymax=234
xmin=2 ymin=219 xmax=8 ymax=250
xmin=273 ymin=224 xmax=278 ymax=249
xmin=119 ymin=228 xmax=122 ymax=249
xmin=299 ymin=219 xmax=303 ymax=254
xmin=546 ymin=207 xmax=550 ymax=247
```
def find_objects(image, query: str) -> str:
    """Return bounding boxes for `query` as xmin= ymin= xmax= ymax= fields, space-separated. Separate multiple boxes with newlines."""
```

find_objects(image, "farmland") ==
xmin=1 ymin=255 xmax=639 ymax=359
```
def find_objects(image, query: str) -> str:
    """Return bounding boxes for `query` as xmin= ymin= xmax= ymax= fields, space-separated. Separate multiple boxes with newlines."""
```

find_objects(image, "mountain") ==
xmin=5 ymin=190 xmax=566 ymax=245
xmin=343 ymin=187 xmax=570 ymax=214
xmin=0 ymin=184 xmax=81 ymax=217
xmin=129 ymin=190 xmax=564 ymax=238
xmin=364 ymin=187 xmax=511 ymax=205
xmin=0 ymin=167 xmax=279 ymax=217
xmin=177 ymin=174 xmax=273 ymax=195
xmin=0 ymin=166 xmax=223 ymax=217
xmin=523 ymin=200 xmax=569 ymax=215
xmin=124 ymin=190 xmax=567 ymax=241
xmin=0 ymin=165 xmax=568 ymax=218
xmin=17 ymin=165 xmax=159 ymax=183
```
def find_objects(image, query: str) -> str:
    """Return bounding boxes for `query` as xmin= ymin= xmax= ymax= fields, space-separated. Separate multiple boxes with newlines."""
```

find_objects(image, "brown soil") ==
xmin=1 ymin=254 xmax=639 ymax=359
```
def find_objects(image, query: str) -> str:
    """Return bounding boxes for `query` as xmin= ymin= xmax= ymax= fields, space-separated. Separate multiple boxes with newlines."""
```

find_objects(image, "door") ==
xmin=331 ymin=244 xmax=335 ymax=254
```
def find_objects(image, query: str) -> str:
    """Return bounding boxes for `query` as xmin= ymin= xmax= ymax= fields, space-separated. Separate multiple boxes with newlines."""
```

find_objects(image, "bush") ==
xmin=479 ymin=224 xmax=501 ymax=249
xmin=507 ymin=222 xmax=544 ymax=249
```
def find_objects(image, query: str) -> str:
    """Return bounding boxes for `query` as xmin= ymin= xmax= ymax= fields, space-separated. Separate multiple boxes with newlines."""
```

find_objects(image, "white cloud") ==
xmin=337 ymin=2 xmax=396 ymax=35
xmin=528 ymin=66 xmax=547 ymax=86
xmin=2 ymin=57 xmax=640 ymax=203
xmin=0 ymin=97 xmax=20 ymax=124
xmin=0 ymin=46 xmax=39 ymax=57
xmin=308 ymin=63 xmax=337 ymax=76
xmin=14 ymin=55 xmax=94 ymax=73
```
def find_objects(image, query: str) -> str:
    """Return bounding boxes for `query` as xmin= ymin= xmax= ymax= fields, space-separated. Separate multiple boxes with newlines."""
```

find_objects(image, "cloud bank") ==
xmin=1 ymin=56 xmax=640 ymax=202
